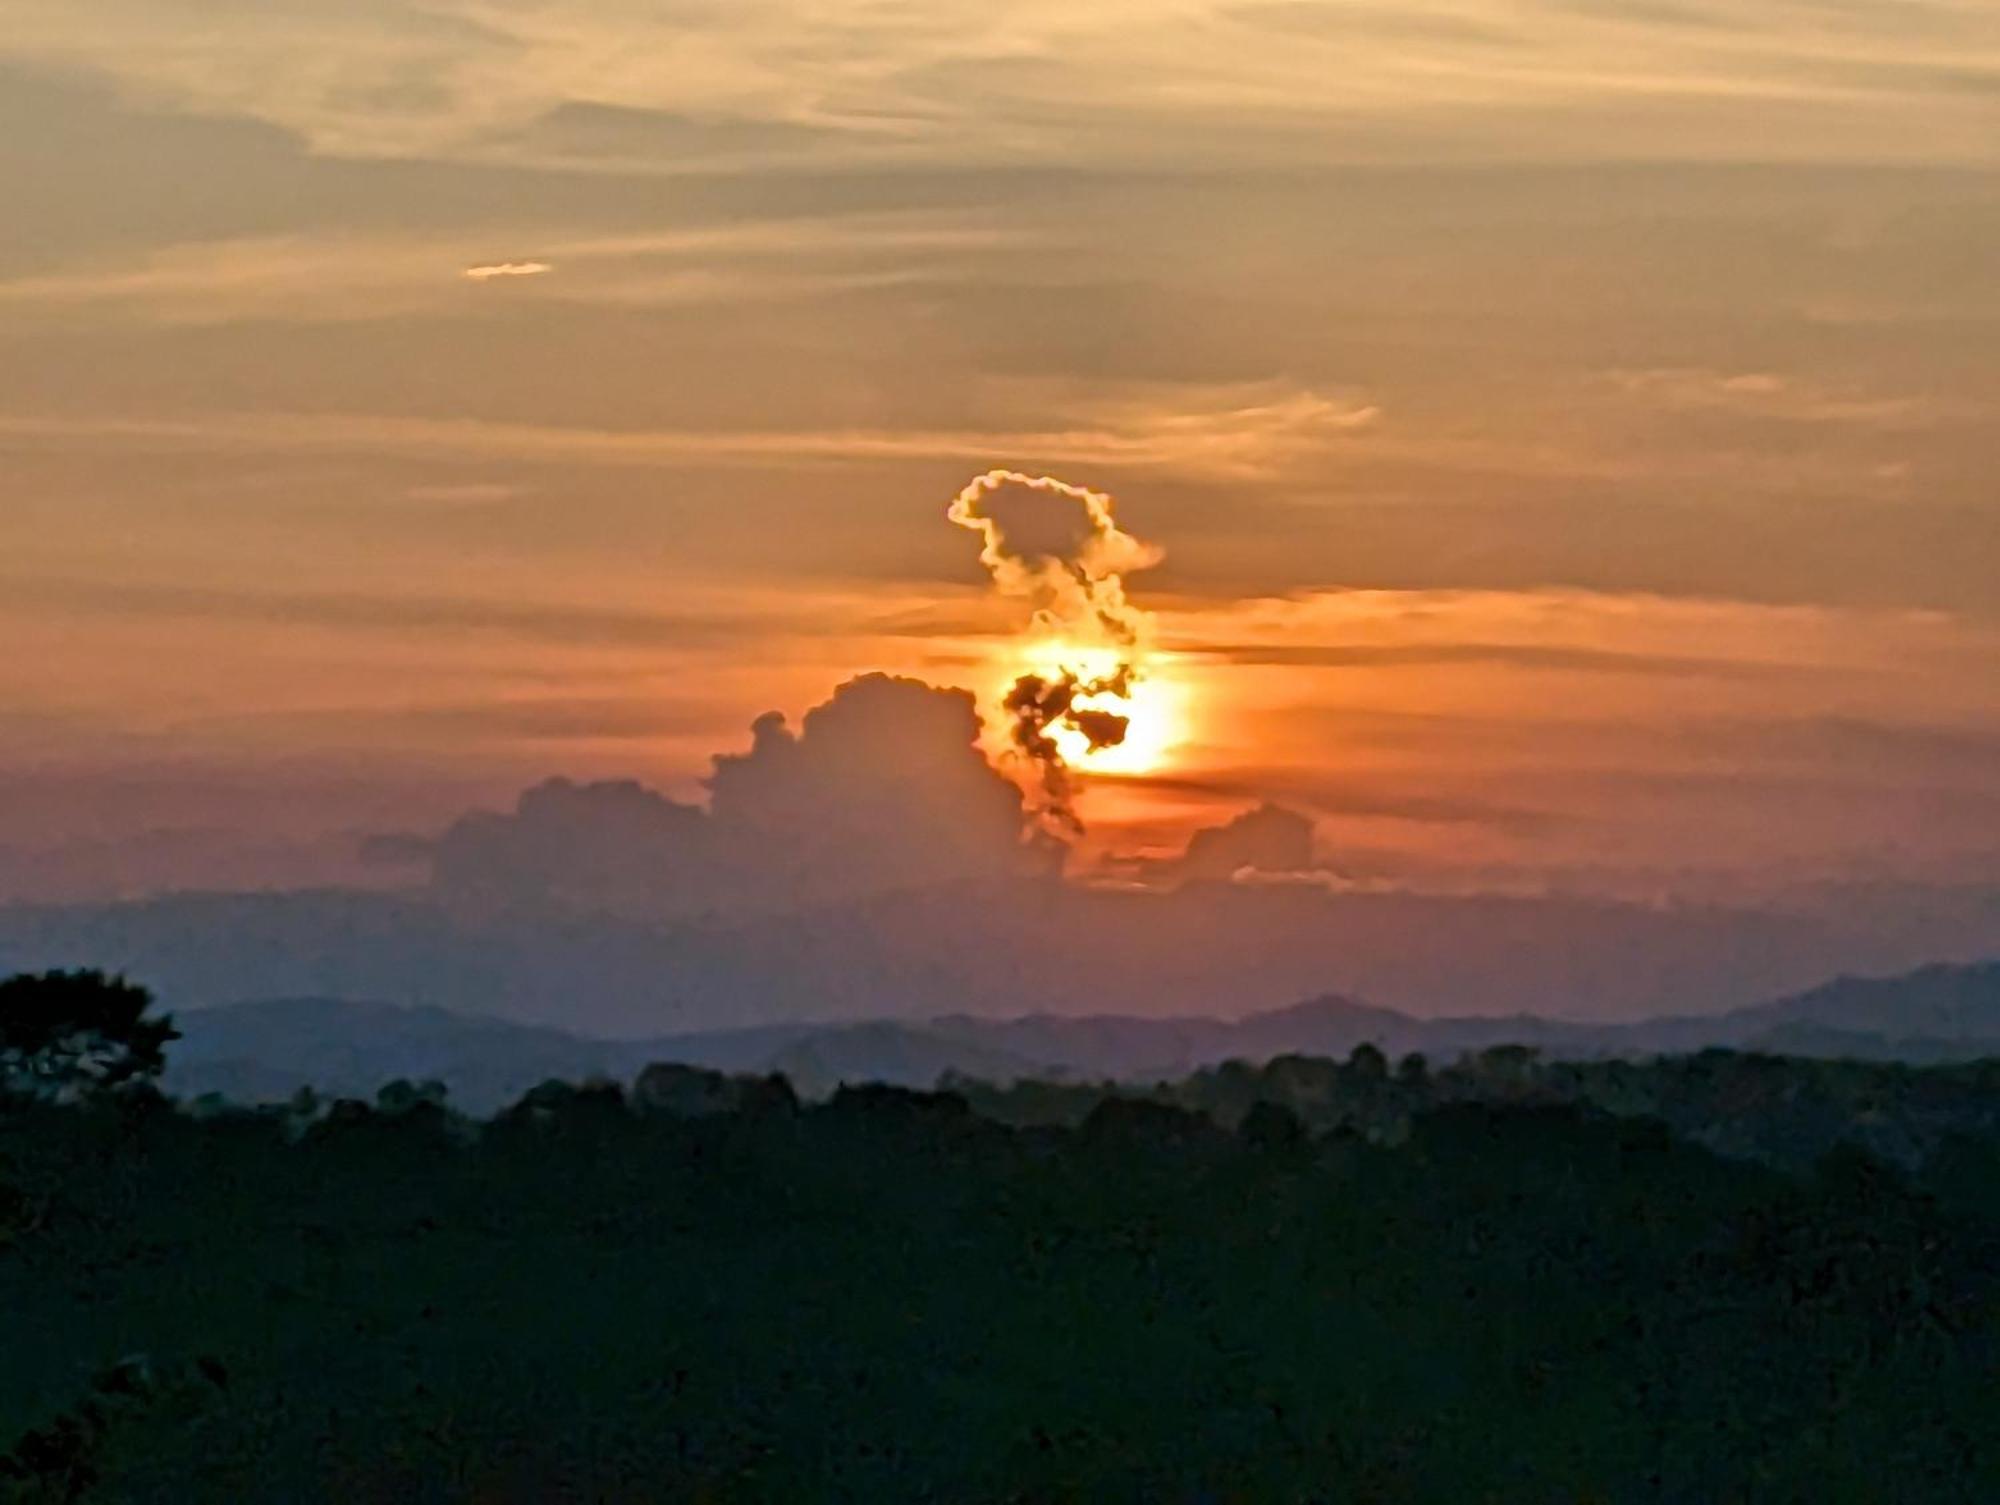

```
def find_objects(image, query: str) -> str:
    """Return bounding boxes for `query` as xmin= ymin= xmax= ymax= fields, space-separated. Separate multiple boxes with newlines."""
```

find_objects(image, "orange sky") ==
xmin=0 ymin=6 xmax=1996 ymax=905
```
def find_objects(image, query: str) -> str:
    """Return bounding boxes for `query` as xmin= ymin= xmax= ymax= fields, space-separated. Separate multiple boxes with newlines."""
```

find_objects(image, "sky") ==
xmin=2 ymin=0 xmax=1997 ymax=923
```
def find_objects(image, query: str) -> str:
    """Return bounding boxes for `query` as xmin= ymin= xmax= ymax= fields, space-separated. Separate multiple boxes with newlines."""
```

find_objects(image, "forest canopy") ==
xmin=2 ymin=972 xmax=1995 ymax=1502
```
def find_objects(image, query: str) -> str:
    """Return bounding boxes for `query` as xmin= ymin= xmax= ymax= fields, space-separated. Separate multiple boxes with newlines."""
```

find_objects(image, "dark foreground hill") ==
xmin=3 ymin=1078 xmax=1996 ymax=1501
xmin=165 ymin=961 xmax=2000 ymax=1111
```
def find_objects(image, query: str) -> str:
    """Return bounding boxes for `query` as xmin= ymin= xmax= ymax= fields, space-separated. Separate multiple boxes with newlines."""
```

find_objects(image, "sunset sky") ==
xmin=3 ymin=1 xmax=1997 ymax=909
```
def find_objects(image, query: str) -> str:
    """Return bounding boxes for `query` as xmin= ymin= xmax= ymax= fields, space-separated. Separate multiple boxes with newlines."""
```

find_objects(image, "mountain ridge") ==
xmin=160 ymin=960 xmax=2000 ymax=1111
xmin=11 ymin=877 xmax=1991 ymax=1035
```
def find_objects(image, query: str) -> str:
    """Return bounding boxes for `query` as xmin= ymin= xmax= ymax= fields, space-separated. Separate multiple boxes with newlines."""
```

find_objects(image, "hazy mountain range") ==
xmin=163 ymin=961 xmax=2000 ymax=1112
xmin=5 ymin=872 xmax=1995 ymax=1038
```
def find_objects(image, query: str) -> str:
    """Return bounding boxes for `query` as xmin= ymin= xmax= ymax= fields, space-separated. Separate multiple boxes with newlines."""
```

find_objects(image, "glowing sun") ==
xmin=1006 ymin=641 xmax=1189 ymax=777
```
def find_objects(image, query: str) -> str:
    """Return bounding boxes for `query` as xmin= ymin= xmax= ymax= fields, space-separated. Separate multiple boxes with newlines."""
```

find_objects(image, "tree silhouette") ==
xmin=0 ymin=971 xmax=177 ymax=1104
xmin=1346 ymin=1041 xmax=1389 ymax=1081
xmin=4 ymin=968 xmax=1997 ymax=1501
xmin=1238 ymin=1099 xmax=1306 ymax=1152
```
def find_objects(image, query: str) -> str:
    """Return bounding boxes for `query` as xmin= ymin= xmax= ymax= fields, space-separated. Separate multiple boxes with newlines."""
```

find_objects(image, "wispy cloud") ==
xmin=2 ymin=575 xmax=824 ymax=650
xmin=0 ymin=382 xmax=1375 ymax=479
xmin=4 ymin=0 xmax=1995 ymax=170
xmin=0 ymin=213 xmax=1041 ymax=325
xmin=1180 ymin=641 xmax=1781 ymax=679
xmin=1602 ymin=368 xmax=1960 ymax=429
xmin=463 ymin=261 xmax=552 ymax=281
xmin=1153 ymin=586 xmax=1992 ymax=706
xmin=1108 ymin=767 xmax=1552 ymax=830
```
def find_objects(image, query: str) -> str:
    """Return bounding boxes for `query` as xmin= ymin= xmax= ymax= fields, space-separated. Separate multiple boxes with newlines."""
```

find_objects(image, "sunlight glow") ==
xmin=1006 ymin=641 xmax=1189 ymax=777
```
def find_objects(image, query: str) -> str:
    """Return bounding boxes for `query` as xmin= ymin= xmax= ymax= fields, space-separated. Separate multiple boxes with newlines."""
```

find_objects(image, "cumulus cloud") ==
xmin=415 ymin=677 xmax=1349 ymax=922
xmin=1136 ymin=802 xmax=1320 ymax=887
xmin=431 ymin=777 xmax=716 ymax=917
xmin=425 ymin=673 xmax=1056 ymax=920
xmin=947 ymin=469 xmax=1161 ymax=647
xmin=705 ymin=671 xmax=1054 ymax=903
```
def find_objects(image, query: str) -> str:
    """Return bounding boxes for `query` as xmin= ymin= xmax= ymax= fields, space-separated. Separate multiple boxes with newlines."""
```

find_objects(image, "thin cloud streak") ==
xmin=1177 ymin=642 xmax=1786 ymax=679
xmin=1103 ymin=768 xmax=1553 ymax=830
xmin=0 ymin=214 xmax=1044 ymax=324
xmin=463 ymin=261 xmax=553 ymax=280
xmin=1601 ymin=368 xmax=1965 ymax=430
xmin=5 ymin=0 xmax=1997 ymax=168
xmin=0 ymin=389 xmax=1378 ymax=479
xmin=2 ymin=575 xmax=872 ymax=650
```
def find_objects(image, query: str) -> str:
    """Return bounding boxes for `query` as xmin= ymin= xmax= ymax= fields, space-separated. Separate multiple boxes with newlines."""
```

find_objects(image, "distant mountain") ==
xmin=764 ymin=1022 xmax=1055 ymax=1100
xmin=1728 ymin=961 xmax=2000 ymax=1042
xmin=161 ymin=961 xmax=2000 ymax=1110
xmin=9 ymin=875 xmax=1989 ymax=1035
xmin=168 ymin=998 xmax=655 ymax=1113
xmin=1690 ymin=961 xmax=2000 ymax=1062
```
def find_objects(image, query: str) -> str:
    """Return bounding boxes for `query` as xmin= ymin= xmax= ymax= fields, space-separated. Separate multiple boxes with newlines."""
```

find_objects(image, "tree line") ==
xmin=3 ymin=969 xmax=1996 ymax=1501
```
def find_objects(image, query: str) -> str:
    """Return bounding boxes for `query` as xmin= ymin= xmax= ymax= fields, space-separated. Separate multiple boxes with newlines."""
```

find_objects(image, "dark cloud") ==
xmin=1140 ymin=803 xmax=1319 ymax=887
xmin=706 ymin=672 xmax=1055 ymax=901
xmin=356 ymin=831 xmax=436 ymax=869
xmin=427 ymin=673 xmax=1055 ymax=920
xmin=1001 ymin=668 xmax=1132 ymax=835
xmin=1114 ymin=769 xmax=1554 ymax=830
xmin=432 ymin=777 xmax=713 ymax=918
xmin=5 ymin=675 xmax=1994 ymax=1031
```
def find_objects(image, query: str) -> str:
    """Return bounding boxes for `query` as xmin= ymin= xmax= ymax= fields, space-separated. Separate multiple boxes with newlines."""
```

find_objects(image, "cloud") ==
xmin=463 ymin=261 xmax=552 ymax=280
xmin=356 ymin=831 xmax=435 ymax=870
xmin=0 ymin=384 xmax=1370 ymax=478
xmin=425 ymin=673 xmax=1057 ymax=920
xmin=184 ymin=697 xmax=727 ymax=747
xmin=21 ymin=835 xmax=1985 ymax=1032
xmin=1601 ymin=368 xmax=1957 ymax=429
xmin=430 ymin=777 xmax=718 ymax=918
xmin=419 ymin=673 xmax=1565 ymax=926
xmin=3 ymin=575 xmax=782 ymax=650
xmin=946 ymin=468 xmax=1162 ymax=639
xmin=947 ymin=467 xmax=1176 ymax=831
xmin=401 ymin=482 xmax=524 ymax=505
xmin=0 ymin=213 xmax=1030 ymax=324
xmin=5 ymin=0 xmax=1996 ymax=171
xmin=1114 ymin=771 xmax=1553 ymax=832
xmin=1180 ymin=641 xmax=1781 ymax=678
xmin=1057 ymin=387 xmax=1380 ymax=478
xmin=705 ymin=672 xmax=1057 ymax=899
xmin=1139 ymin=802 xmax=1319 ymax=886
xmin=1159 ymin=587 xmax=1970 ymax=680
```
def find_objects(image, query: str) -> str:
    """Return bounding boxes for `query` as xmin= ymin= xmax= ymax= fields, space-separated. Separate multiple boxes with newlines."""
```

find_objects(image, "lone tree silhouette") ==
xmin=0 ymin=970 xmax=178 ymax=1104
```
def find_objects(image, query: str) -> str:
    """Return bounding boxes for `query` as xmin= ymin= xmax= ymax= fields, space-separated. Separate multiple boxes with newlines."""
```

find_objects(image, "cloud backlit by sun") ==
xmin=946 ymin=469 xmax=1178 ymax=831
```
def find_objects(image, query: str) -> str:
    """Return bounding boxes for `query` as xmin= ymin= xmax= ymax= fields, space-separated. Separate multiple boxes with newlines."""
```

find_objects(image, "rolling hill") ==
xmin=161 ymin=961 xmax=2000 ymax=1111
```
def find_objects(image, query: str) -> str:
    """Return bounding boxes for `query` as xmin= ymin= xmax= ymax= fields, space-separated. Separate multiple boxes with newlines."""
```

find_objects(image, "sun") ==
xmin=1005 ymin=641 xmax=1188 ymax=777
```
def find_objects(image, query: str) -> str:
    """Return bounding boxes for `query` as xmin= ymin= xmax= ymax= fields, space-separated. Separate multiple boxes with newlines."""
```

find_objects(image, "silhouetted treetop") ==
xmin=0 ymin=970 xmax=177 ymax=1103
